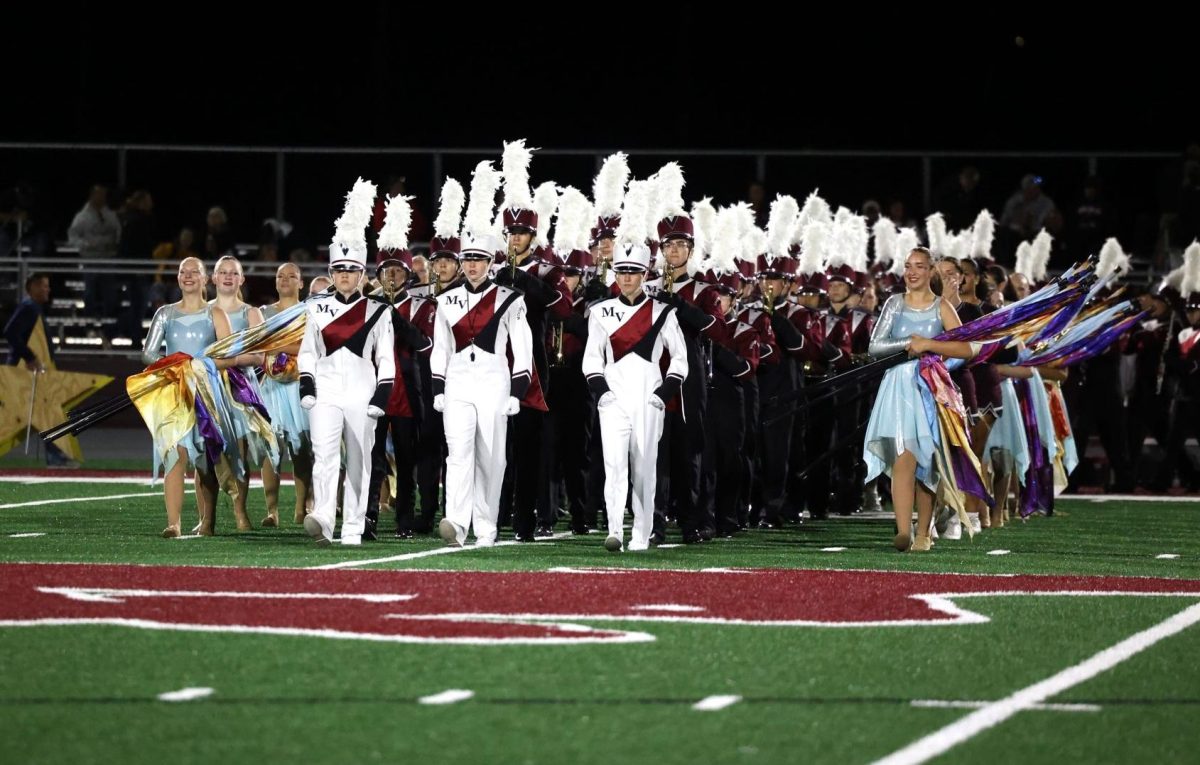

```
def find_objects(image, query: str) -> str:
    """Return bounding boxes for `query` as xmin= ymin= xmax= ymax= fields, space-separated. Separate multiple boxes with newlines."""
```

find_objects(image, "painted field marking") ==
xmin=38 ymin=587 xmax=416 ymax=604
xmin=872 ymin=600 xmax=1200 ymax=765
xmin=309 ymin=532 xmax=573 ymax=570
xmin=630 ymin=604 xmax=705 ymax=613
xmin=987 ymin=550 xmax=1011 ymax=556
xmin=821 ymin=547 xmax=848 ymax=552
xmin=418 ymin=689 xmax=474 ymax=705
xmin=8 ymin=533 xmax=45 ymax=538
xmin=0 ymin=491 xmax=192 ymax=510
xmin=910 ymin=699 xmax=1100 ymax=713
xmin=1157 ymin=554 xmax=1180 ymax=560
xmin=693 ymin=695 xmax=742 ymax=711
xmin=157 ymin=687 xmax=214 ymax=702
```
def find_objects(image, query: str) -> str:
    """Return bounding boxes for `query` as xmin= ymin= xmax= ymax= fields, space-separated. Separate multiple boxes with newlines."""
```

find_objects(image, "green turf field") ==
xmin=2 ymin=475 xmax=1198 ymax=765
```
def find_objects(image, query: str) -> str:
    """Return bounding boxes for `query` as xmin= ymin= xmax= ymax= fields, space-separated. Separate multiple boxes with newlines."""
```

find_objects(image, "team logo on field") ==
xmin=2 ymin=564 xmax=1198 ymax=645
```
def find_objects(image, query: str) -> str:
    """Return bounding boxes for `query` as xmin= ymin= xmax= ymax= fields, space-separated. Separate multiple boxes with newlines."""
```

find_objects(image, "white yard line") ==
xmin=693 ymin=695 xmax=742 ymax=711
xmin=418 ymin=689 xmax=474 ymax=705
xmin=910 ymin=699 xmax=1100 ymax=713
xmin=157 ymin=687 xmax=214 ymax=702
xmin=872 ymin=600 xmax=1200 ymax=765
xmin=308 ymin=532 xmax=574 ymax=570
xmin=0 ymin=491 xmax=192 ymax=509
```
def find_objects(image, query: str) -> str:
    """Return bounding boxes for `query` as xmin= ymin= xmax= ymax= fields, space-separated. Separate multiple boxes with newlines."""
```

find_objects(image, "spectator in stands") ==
xmin=1000 ymin=173 xmax=1057 ymax=240
xmin=886 ymin=199 xmax=918 ymax=229
xmin=0 ymin=182 xmax=54 ymax=258
xmin=116 ymin=190 xmax=155 ymax=340
xmin=411 ymin=254 xmax=430 ymax=287
xmin=748 ymin=181 xmax=768 ymax=228
xmin=933 ymin=165 xmax=982 ymax=231
xmin=1069 ymin=176 xmax=1108 ymax=262
xmin=204 ymin=206 xmax=234 ymax=258
xmin=68 ymin=185 xmax=122 ymax=345
xmin=149 ymin=227 xmax=198 ymax=308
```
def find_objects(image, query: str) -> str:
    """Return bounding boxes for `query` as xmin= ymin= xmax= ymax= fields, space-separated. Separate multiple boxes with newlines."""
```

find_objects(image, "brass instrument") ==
xmin=664 ymin=262 xmax=676 ymax=295
xmin=595 ymin=256 xmax=610 ymax=286
xmin=553 ymin=322 xmax=566 ymax=367
xmin=763 ymin=284 xmax=775 ymax=316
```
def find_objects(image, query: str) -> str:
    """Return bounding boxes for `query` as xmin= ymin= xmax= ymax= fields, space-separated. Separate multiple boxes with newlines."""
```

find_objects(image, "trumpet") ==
xmin=553 ymin=322 xmax=566 ymax=367
xmin=595 ymin=256 xmax=609 ymax=286
xmin=763 ymin=284 xmax=775 ymax=316
xmin=664 ymin=262 xmax=676 ymax=295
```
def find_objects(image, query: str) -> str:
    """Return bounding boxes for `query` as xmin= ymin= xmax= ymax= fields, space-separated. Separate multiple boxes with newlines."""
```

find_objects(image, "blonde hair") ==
xmin=214 ymin=254 xmax=245 ymax=302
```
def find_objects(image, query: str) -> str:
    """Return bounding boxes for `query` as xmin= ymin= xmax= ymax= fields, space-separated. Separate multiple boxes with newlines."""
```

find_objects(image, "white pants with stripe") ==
xmin=442 ymin=354 xmax=510 ymax=545
xmin=598 ymin=397 xmax=664 ymax=549
xmin=309 ymin=397 xmax=375 ymax=540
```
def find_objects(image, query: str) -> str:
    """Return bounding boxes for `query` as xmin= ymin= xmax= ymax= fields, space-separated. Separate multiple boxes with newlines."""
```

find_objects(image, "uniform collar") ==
xmin=334 ymin=290 xmax=362 ymax=304
xmin=618 ymin=292 xmax=646 ymax=306
xmin=464 ymin=278 xmax=492 ymax=295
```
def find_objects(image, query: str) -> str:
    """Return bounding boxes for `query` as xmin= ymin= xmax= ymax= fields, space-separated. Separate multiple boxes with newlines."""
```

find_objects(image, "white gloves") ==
xmin=597 ymin=391 xmax=617 ymax=408
xmin=505 ymin=396 xmax=521 ymax=416
xmin=648 ymin=395 xmax=666 ymax=411
xmin=432 ymin=394 xmax=446 ymax=413
xmin=300 ymin=396 xmax=316 ymax=410
xmin=367 ymin=405 xmax=385 ymax=419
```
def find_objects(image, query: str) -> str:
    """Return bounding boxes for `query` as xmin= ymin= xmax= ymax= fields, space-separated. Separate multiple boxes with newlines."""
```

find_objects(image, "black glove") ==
xmin=712 ymin=345 xmax=748 ymax=376
xmin=584 ymin=277 xmax=610 ymax=303
xmin=299 ymin=373 xmax=316 ymax=400
xmin=770 ymin=312 xmax=804 ymax=348
xmin=652 ymin=375 xmax=683 ymax=407
xmin=368 ymin=382 xmax=393 ymax=417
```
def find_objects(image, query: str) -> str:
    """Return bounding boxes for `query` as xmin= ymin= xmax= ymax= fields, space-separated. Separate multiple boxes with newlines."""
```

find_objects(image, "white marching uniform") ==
xmin=582 ymin=292 xmax=688 ymax=550
xmin=430 ymin=279 xmax=533 ymax=545
xmin=298 ymin=290 xmax=395 ymax=543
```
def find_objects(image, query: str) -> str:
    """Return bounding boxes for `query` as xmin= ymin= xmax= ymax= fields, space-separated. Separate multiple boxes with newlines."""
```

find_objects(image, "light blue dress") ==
xmin=259 ymin=303 xmax=310 ymax=454
xmin=862 ymin=294 xmax=945 ymax=490
xmin=141 ymin=304 xmax=219 ymax=476
xmin=215 ymin=302 xmax=279 ymax=471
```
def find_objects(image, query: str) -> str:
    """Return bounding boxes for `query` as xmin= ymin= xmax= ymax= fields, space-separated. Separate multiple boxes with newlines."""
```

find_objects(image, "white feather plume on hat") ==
xmin=1014 ymin=241 xmax=1034 ymax=279
xmin=1030 ymin=229 xmax=1053 ymax=282
xmin=691 ymin=197 xmax=718 ymax=260
xmin=925 ymin=212 xmax=948 ymax=258
xmin=463 ymin=161 xmax=503 ymax=240
xmin=1182 ymin=241 xmax=1200 ymax=297
xmin=1096 ymin=237 xmax=1131 ymax=280
xmin=331 ymin=177 xmax=377 ymax=261
xmin=500 ymin=138 xmax=536 ymax=211
xmin=593 ymin=152 xmax=629 ymax=219
xmin=970 ymin=209 xmax=996 ymax=261
xmin=799 ymin=221 xmax=829 ymax=276
xmin=765 ymin=194 xmax=800 ymax=258
xmin=533 ymin=182 xmax=559 ymax=243
xmin=651 ymin=162 xmax=687 ymax=221
xmin=615 ymin=179 xmax=653 ymax=246
xmin=552 ymin=186 xmax=593 ymax=254
xmin=893 ymin=228 xmax=920 ymax=277
xmin=872 ymin=217 xmax=898 ymax=269
xmin=709 ymin=205 xmax=743 ymax=276
xmin=377 ymin=194 xmax=413 ymax=251
xmin=433 ymin=178 xmax=465 ymax=240
xmin=798 ymin=190 xmax=833 ymax=228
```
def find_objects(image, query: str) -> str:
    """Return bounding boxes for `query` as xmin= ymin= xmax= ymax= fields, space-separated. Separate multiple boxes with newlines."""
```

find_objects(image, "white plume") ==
xmin=433 ymin=178 xmax=465 ymax=240
xmin=500 ymin=138 xmax=536 ymax=211
xmin=1014 ymin=241 xmax=1034 ymax=279
xmin=651 ymin=161 xmax=687 ymax=221
xmin=799 ymin=221 xmax=829 ymax=276
xmin=332 ymin=176 xmax=377 ymax=250
xmin=532 ymin=182 xmax=559 ymax=243
xmin=376 ymin=194 xmax=413 ymax=251
xmin=970 ymin=209 xmax=996 ymax=260
xmin=593 ymin=153 xmax=629 ymax=219
xmin=690 ymin=197 xmax=718 ymax=259
xmin=463 ymin=161 xmax=502 ymax=240
xmin=893 ymin=228 xmax=920 ymax=277
xmin=765 ymin=194 xmax=800 ymax=257
xmin=1030 ymin=229 xmax=1054 ymax=282
xmin=925 ymin=212 xmax=948 ymax=257
xmin=552 ymin=186 xmax=593 ymax=254
xmin=1096 ymin=237 xmax=1131 ymax=280
xmin=872 ymin=217 xmax=898 ymax=269
xmin=1180 ymin=240 xmax=1200 ymax=296
xmin=615 ymin=179 xmax=653 ymax=245
xmin=710 ymin=205 xmax=745 ymax=275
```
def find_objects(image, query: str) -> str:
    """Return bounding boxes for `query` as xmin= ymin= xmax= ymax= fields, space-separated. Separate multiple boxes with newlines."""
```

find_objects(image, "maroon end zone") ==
xmin=2 ymin=564 xmax=1198 ymax=645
